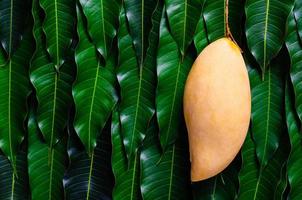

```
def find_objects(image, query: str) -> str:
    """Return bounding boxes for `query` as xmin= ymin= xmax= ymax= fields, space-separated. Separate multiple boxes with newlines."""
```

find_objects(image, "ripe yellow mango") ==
xmin=183 ymin=38 xmax=251 ymax=182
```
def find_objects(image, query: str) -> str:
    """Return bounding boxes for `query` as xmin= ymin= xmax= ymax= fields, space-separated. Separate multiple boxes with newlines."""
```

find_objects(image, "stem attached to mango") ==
xmin=225 ymin=0 xmax=242 ymax=52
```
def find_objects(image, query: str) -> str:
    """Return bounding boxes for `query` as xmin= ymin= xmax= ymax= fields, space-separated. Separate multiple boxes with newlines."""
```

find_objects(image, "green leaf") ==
xmin=194 ymin=13 xmax=209 ymax=54
xmin=286 ymin=79 xmax=302 ymax=200
xmin=0 ymin=150 xmax=29 ymax=200
xmin=273 ymin=162 xmax=288 ymax=200
xmin=245 ymin=0 xmax=293 ymax=75
xmin=140 ymin=123 xmax=191 ymax=200
xmin=64 ymin=125 xmax=114 ymax=199
xmin=165 ymin=0 xmax=201 ymax=55
xmin=238 ymin=129 xmax=289 ymax=200
xmin=192 ymin=163 xmax=239 ymax=200
xmin=293 ymin=1 xmax=302 ymax=42
xmin=123 ymin=0 xmax=157 ymax=66
xmin=73 ymin=4 xmax=118 ymax=156
xmin=0 ymin=0 xmax=30 ymax=57
xmin=27 ymin=108 xmax=66 ymax=199
xmin=111 ymin=110 xmax=141 ymax=200
xmin=203 ymin=0 xmax=244 ymax=43
xmin=285 ymin=10 xmax=302 ymax=123
xmin=0 ymin=22 xmax=32 ymax=170
xmin=248 ymin=54 xmax=285 ymax=167
xmin=30 ymin=0 xmax=74 ymax=148
xmin=78 ymin=0 xmax=120 ymax=60
xmin=117 ymin=3 xmax=162 ymax=160
xmin=156 ymin=13 xmax=194 ymax=151
xmin=39 ymin=0 xmax=75 ymax=69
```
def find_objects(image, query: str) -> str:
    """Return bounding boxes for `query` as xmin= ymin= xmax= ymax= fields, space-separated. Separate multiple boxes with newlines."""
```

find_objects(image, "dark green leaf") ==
xmin=0 ymin=23 xmax=33 ymax=170
xmin=140 ymin=123 xmax=191 ymax=200
xmin=245 ymin=0 xmax=293 ymax=75
xmin=39 ymin=0 xmax=75 ymax=69
xmin=0 ymin=0 xmax=30 ymax=57
xmin=79 ymin=0 xmax=120 ymax=60
xmin=111 ymin=110 xmax=141 ymax=200
xmin=0 ymin=151 xmax=29 ymax=200
xmin=248 ymin=55 xmax=285 ymax=167
xmin=27 ymin=109 xmax=66 ymax=199
xmin=194 ymin=14 xmax=209 ymax=54
xmin=30 ymin=0 xmax=74 ymax=148
xmin=123 ymin=0 xmax=157 ymax=66
xmin=117 ymin=3 xmax=161 ymax=160
xmin=203 ymin=0 xmax=244 ymax=43
xmin=64 ymin=125 xmax=114 ymax=200
xmin=192 ymin=163 xmax=239 ymax=200
xmin=156 ymin=13 xmax=193 ymax=151
xmin=285 ymin=10 xmax=302 ymax=123
xmin=165 ymin=0 xmax=201 ymax=55
xmin=238 ymin=129 xmax=289 ymax=200
xmin=286 ymin=80 xmax=302 ymax=200
xmin=73 ymin=4 xmax=118 ymax=156
xmin=293 ymin=1 xmax=302 ymax=42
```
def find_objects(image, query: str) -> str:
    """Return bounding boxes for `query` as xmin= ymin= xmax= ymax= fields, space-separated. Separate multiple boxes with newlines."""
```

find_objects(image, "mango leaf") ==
xmin=28 ymin=108 xmax=66 ymax=199
xmin=293 ymin=1 xmax=302 ymax=42
xmin=238 ymin=129 xmax=289 ymax=200
xmin=39 ymin=0 xmax=75 ymax=69
xmin=203 ymin=0 xmax=244 ymax=43
xmin=192 ymin=159 xmax=239 ymax=200
xmin=0 ymin=150 xmax=29 ymax=199
xmin=285 ymin=11 xmax=302 ymax=123
xmin=123 ymin=0 xmax=157 ymax=66
xmin=194 ymin=14 xmax=209 ymax=54
xmin=248 ymin=54 xmax=285 ymax=167
xmin=0 ymin=22 xmax=33 ymax=170
xmin=117 ymin=3 xmax=162 ymax=160
xmin=274 ymin=162 xmax=288 ymax=200
xmin=156 ymin=13 xmax=194 ymax=151
xmin=245 ymin=0 xmax=293 ymax=75
xmin=0 ymin=0 xmax=30 ymax=58
xmin=73 ymin=4 xmax=118 ymax=156
xmin=111 ymin=110 xmax=141 ymax=200
xmin=78 ymin=0 xmax=120 ymax=60
xmin=30 ymin=0 xmax=74 ymax=148
xmin=286 ymin=80 xmax=302 ymax=200
xmin=64 ymin=124 xmax=114 ymax=199
xmin=140 ymin=122 xmax=191 ymax=200
xmin=165 ymin=0 xmax=201 ymax=56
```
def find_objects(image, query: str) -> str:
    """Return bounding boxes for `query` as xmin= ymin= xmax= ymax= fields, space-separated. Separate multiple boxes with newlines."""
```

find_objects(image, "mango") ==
xmin=183 ymin=38 xmax=251 ymax=181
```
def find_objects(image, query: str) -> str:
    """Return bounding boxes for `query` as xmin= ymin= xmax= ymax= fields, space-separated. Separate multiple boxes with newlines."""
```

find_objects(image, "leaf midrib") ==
xmin=130 ymin=152 xmax=138 ymax=200
xmin=9 ymin=0 xmax=13 ymax=56
xmin=88 ymin=64 xmax=100 ymax=154
xmin=164 ymin=60 xmax=181 ymax=147
xmin=182 ymin=0 xmax=187 ymax=54
xmin=50 ymin=74 xmax=58 ymax=148
xmin=263 ymin=0 xmax=270 ymax=74
xmin=100 ymin=0 xmax=107 ymax=58
xmin=167 ymin=145 xmax=175 ymax=200
xmin=55 ymin=0 xmax=59 ymax=67
xmin=48 ymin=149 xmax=55 ymax=200
xmin=86 ymin=151 xmax=94 ymax=200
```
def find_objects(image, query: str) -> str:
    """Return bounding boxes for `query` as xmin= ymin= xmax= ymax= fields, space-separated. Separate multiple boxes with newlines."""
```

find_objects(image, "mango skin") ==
xmin=183 ymin=38 xmax=251 ymax=182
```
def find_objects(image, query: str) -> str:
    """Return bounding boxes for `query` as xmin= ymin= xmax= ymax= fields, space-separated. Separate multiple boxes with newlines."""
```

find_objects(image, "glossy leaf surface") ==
xmin=28 ymin=110 xmax=66 ymax=199
xmin=0 ymin=25 xmax=32 ymax=169
xmin=165 ymin=0 xmax=201 ymax=55
xmin=64 ymin=126 xmax=114 ymax=199
xmin=285 ymin=11 xmax=302 ymax=123
xmin=117 ymin=4 xmax=161 ymax=160
xmin=39 ymin=0 xmax=75 ymax=68
xmin=249 ymin=56 xmax=285 ymax=167
xmin=156 ymin=14 xmax=193 ymax=150
xmin=31 ymin=0 xmax=74 ymax=148
xmin=111 ymin=111 xmax=141 ymax=200
xmin=140 ymin=124 xmax=191 ymax=200
xmin=79 ymin=0 xmax=120 ymax=60
xmin=286 ymin=81 xmax=302 ymax=200
xmin=245 ymin=0 xmax=293 ymax=74
xmin=0 ymin=151 xmax=29 ymax=200
xmin=73 ymin=5 xmax=118 ymax=156
xmin=0 ymin=0 xmax=30 ymax=57
xmin=123 ymin=0 xmax=157 ymax=66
